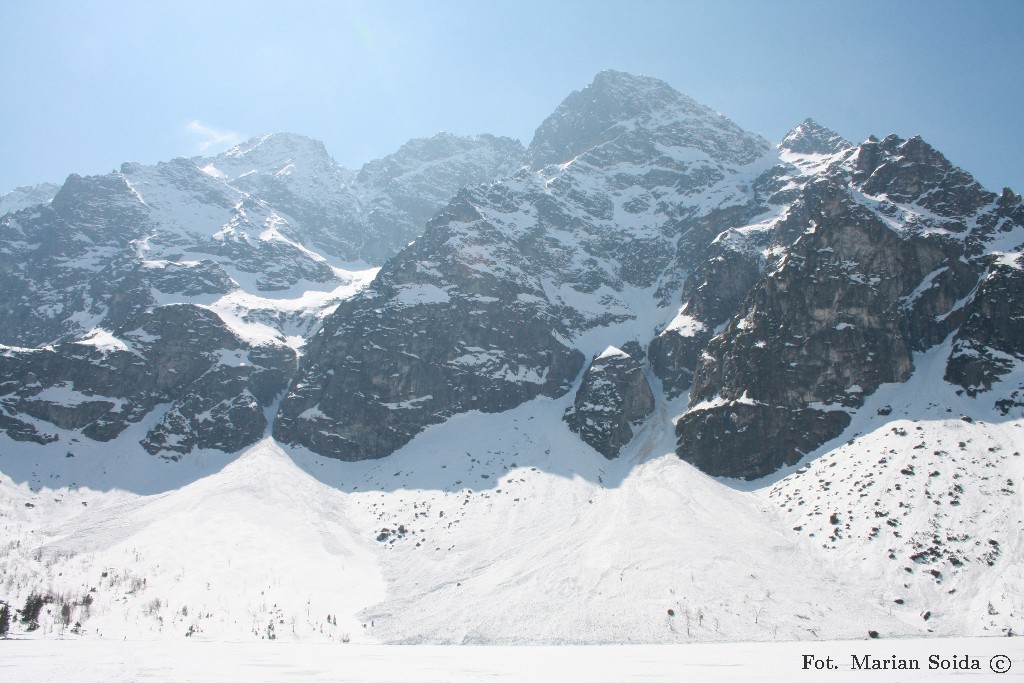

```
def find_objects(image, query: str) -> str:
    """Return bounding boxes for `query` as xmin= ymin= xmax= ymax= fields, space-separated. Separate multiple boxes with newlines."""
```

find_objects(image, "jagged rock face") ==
xmin=676 ymin=181 xmax=931 ymax=477
xmin=677 ymin=404 xmax=851 ymax=479
xmin=649 ymin=230 xmax=764 ymax=398
xmin=0 ymin=158 xmax=342 ymax=347
xmin=121 ymin=159 xmax=342 ymax=293
xmin=854 ymin=135 xmax=992 ymax=221
xmin=276 ymin=71 xmax=775 ymax=461
xmin=0 ymin=173 xmax=152 ymax=346
xmin=274 ymin=293 xmax=582 ymax=460
xmin=274 ymin=189 xmax=587 ymax=459
xmin=693 ymin=181 xmax=949 ymax=405
xmin=564 ymin=348 xmax=654 ymax=458
xmin=194 ymin=133 xmax=367 ymax=262
xmin=945 ymin=253 xmax=1024 ymax=401
xmin=673 ymin=132 xmax=1024 ymax=479
xmin=0 ymin=305 xmax=294 ymax=453
xmin=648 ymin=122 xmax=861 ymax=400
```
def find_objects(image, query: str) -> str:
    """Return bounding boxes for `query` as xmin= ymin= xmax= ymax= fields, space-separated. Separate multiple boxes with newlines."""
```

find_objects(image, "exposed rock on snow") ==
xmin=564 ymin=346 xmax=654 ymax=458
xmin=675 ymin=134 xmax=1024 ymax=478
xmin=945 ymin=251 xmax=1024 ymax=404
xmin=0 ymin=304 xmax=294 ymax=453
xmin=0 ymin=131 xmax=521 ymax=456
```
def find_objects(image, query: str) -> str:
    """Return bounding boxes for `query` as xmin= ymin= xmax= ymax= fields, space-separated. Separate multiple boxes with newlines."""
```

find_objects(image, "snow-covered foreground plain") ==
xmin=2 ymin=637 xmax=1022 ymax=682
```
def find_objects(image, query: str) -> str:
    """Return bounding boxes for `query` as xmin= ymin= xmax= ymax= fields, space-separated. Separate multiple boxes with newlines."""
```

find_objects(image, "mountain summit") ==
xmin=527 ymin=70 xmax=768 ymax=169
xmin=779 ymin=118 xmax=852 ymax=155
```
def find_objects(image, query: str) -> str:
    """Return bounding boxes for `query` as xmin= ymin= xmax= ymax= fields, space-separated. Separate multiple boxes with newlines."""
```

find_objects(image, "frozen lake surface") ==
xmin=2 ymin=636 xmax=1021 ymax=682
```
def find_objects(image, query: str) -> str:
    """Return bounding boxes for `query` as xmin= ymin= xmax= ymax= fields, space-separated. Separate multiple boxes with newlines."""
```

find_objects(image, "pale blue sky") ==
xmin=2 ymin=1 xmax=1022 ymax=194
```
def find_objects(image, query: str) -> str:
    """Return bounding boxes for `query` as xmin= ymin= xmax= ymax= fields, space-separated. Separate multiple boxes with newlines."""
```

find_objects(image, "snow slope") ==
xmin=0 ymin=435 xmax=383 ymax=642
xmin=764 ymin=339 xmax=1024 ymax=637
xmin=4 ymin=348 xmax=1018 ymax=645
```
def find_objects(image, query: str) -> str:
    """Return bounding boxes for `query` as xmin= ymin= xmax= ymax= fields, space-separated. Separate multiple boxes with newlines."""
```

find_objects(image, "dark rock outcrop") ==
xmin=674 ymin=163 xmax=999 ymax=478
xmin=564 ymin=347 xmax=654 ymax=458
xmin=273 ymin=195 xmax=587 ymax=459
xmin=0 ymin=173 xmax=151 ymax=347
xmin=667 ymin=125 xmax=1024 ymax=479
xmin=945 ymin=253 xmax=1024 ymax=397
xmin=0 ymin=305 xmax=294 ymax=456
xmin=677 ymin=404 xmax=851 ymax=479
xmin=650 ymin=229 xmax=764 ymax=398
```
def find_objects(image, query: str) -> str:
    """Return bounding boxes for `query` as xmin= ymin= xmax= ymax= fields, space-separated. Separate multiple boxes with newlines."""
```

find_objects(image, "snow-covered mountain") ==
xmin=1 ymin=70 xmax=1022 ymax=644
xmin=276 ymin=70 xmax=777 ymax=459
xmin=0 ymin=182 xmax=60 ymax=216
xmin=0 ymin=131 xmax=523 ymax=455
xmin=195 ymin=131 xmax=524 ymax=264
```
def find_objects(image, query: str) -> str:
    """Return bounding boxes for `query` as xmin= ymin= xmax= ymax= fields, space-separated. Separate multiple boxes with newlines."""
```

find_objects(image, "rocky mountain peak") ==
xmin=355 ymin=132 xmax=524 ymax=189
xmin=851 ymin=133 xmax=992 ymax=219
xmin=224 ymin=131 xmax=333 ymax=162
xmin=779 ymin=118 xmax=851 ymax=155
xmin=585 ymin=69 xmax=679 ymax=104
xmin=526 ymin=70 xmax=765 ymax=169
xmin=49 ymin=171 xmax=146 ymax=224
xmin=196 ymin=132 xmax=343 ymax=183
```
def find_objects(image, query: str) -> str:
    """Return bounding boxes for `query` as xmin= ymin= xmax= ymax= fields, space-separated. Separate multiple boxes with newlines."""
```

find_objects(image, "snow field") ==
xmin=1 ymin=637 xmax=1021 ymax=682
xmin=0 ymin=379 xmax=964 ymax=645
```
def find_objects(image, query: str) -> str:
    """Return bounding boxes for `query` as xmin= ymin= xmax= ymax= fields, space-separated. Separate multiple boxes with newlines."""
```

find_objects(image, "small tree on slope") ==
xmin=0 ymin=602 xmax=10 ymax=638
